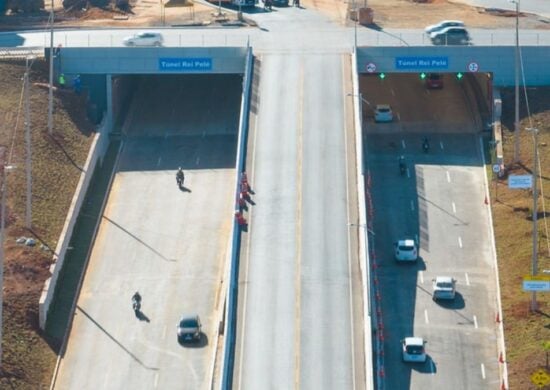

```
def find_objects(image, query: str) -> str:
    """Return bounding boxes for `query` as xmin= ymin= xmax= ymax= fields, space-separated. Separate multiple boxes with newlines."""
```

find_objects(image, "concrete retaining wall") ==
xmin=38 ymin=116 xmax=111 ymax=330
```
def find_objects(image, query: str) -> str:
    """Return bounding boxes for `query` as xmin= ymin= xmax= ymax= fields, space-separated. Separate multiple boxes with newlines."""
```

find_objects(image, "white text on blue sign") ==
xmin=159 ymin=58 xmax=213 ymax=71
xmin=395 ymin=57 xmax=449 ymax=70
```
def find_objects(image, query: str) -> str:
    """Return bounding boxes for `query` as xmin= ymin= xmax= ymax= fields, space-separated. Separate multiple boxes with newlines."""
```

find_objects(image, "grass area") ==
xmin=492 ymin=87 xmax=550 ymax=389
xmin=0 ymin=59 xmax=94 ymax=388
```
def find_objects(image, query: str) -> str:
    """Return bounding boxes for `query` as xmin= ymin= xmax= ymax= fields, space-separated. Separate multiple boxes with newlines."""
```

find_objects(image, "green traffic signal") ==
xmin=420 ymin=72 xmax=426 ymax=80
xmin=379 ymin=73 xmax=386 ymax=80
xmin=457 ymin=72 xmax=463 ymax=80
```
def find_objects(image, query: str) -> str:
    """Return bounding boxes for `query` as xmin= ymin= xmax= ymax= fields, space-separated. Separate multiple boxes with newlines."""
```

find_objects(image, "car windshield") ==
xmin=179 ymin=318 xmax=198 ymax=328
xmin=378 ymin=108 xmax=390 ymax=113
xmin=437 ymin=282 xmax=453 ymax=288
xmin=399 ymin=244 xmax=414 ymax=251
xmin=429 ymin=74 xmax=440 ymax=80
xmin=406 ymin=345 xmax=424 ymax=355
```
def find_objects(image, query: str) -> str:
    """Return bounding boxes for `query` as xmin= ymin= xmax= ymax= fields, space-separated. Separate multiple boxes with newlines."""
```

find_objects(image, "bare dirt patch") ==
xmin=0 ymin=59 xmax=94 ymax=388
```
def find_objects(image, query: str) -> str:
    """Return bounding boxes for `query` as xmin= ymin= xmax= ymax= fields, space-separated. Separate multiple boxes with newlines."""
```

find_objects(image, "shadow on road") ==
xmin=77 ymin=305 xmax=159 ymax=371
xmin=102 ymin=215 xmax=178 ymax=262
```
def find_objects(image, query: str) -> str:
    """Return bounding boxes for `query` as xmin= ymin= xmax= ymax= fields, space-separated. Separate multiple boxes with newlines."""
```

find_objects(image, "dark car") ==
xmin=177 ymin=315 xmax=202 ymax=343
xmin=431 ymin=27 xmax=470 ymax=45
xmin=426 ymin=73 xmax=443 ymax=89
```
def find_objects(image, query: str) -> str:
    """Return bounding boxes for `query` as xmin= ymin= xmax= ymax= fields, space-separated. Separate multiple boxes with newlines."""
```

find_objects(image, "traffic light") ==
xmin=420 ymin=72 xmax=426 ymax=80
xmin=379 ymin=72 xmax=386 ymax=80
xmin=456 ymin=72 xmax=463 ymax=80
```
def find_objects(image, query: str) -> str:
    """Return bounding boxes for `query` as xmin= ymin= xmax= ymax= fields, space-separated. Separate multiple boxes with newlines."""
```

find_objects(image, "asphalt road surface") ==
xmin=234 ymin=53 xmax=365 ymax=389
xmin=361 ymin=74 xmax=501 ymax=389
xmin=55 ymin=75 xmax=242 ymax=390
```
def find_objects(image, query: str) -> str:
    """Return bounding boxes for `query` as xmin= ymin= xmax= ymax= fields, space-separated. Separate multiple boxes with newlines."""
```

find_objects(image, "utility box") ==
xmin=358 ymin=7 xmax=374 ymax=25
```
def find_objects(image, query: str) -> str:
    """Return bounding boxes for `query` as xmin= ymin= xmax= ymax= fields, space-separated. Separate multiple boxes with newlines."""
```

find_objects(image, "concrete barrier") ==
xmin=218 ymin=45 xmax=254 ymax=390
xmin=38 ymin=116 xmax=111 ymax=330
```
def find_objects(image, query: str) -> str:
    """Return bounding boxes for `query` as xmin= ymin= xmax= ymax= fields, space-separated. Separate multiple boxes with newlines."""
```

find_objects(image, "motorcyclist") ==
xmin=422 ymin=137 xmax=429 ymax=152
xmin=176 ymin=167 xmax=184 ymax=186
xmin=132 ymin=291 xmax=142 ymax=312
xmin=398 ymin=155 xmax=406 ymax=173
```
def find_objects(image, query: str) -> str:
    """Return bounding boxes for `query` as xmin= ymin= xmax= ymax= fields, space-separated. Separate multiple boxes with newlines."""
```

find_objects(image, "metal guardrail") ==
xmin=0 ymin=46 xmax=44 ymax=58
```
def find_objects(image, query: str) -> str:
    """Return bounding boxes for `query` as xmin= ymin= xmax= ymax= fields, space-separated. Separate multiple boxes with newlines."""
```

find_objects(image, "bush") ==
xmin=7 ymin=0 xmax=45 ymax=13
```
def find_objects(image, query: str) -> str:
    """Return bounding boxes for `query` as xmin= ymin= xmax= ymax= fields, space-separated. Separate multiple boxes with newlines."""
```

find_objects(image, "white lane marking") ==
xmin=154 ymin=372 xmax=159 ymax=388
xmin=446 ymin=171 xmax=451 ymax=183
xmin=419 ymin=271 xmax=424 ymax=284
xmin=458 ymin=236 xmax=463 ymax=248
xmin=465 ymin=273 xmax=470 ymax=286
xmin=439 ymin=141 xmax=444 ymax=150
xmin=162 ymin=325 xmax=167 ymax=340
xmin=452 ymin=202 xmax=456 ymax=214
xmin=480 ymin=363 xmax=486 ymax=379
xmin=391 ymin=89 xmax=395 ymax=96
xmin=202 ymin=130 xmax=206 ymax=138
xmin=397 ymin=112 xmax=401 ymax=121
xmin=401 ymin=139 xmax=406 ymax=149
xmin=195 ymin=156 xmax=200 ymax=165
xmin=410 ymin=200 xmax=415 ymax=211
xmin=424 ymin=309 xmax=429 ymax=324
xmin=157 ymin=157 xmax=162 ymax=167
xmin=473 ymin=315 xmax=478 ymax=329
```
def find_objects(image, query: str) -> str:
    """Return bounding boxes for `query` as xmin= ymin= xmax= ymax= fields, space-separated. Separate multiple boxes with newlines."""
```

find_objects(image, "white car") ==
xmin=432 ymin=276 xmax=457 ymax=300
xmin=123 ymin=32 xmax=164 ymax=47
xmin=402 ymin=337 xmax=427 ymax=363
xmin=374 ymin=104 xmax=393 ymax=123
xmin=425 ymin=20 xmax=464 ymax=35
xmin=394 ymin=239 xmax=417 ymax=262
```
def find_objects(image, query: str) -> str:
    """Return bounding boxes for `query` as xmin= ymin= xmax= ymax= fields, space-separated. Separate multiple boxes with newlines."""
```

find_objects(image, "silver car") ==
xmin=123 ymin=32 xmax=163 ymax=47
xmin=374 ymin=104 xmax=393 ymax=123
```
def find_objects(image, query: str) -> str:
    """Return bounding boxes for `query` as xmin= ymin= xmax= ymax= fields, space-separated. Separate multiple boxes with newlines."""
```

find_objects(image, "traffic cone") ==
xmin=498 ymin=352 xmax=504 ymax=363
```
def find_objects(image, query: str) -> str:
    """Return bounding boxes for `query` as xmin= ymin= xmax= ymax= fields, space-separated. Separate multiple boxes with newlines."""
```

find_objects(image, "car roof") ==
xmin=435 ymin=276 xmax=454 ymax=283
xmin=397 ymin=239 xmax=415 ymax=246
xmin=404 ymin=337 xmax=424 ymax=346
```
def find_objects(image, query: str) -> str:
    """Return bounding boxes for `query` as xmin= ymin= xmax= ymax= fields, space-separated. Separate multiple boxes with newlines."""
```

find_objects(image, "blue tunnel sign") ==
xmin=159 ymin=58 xmax=213 ymax=72
xmin=395 ymin=57 xmax=449 ymax=70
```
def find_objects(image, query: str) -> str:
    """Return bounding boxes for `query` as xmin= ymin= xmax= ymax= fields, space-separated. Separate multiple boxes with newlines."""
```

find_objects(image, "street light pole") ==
xmin=47 ymin=0 xmax=54 ymax=135
xmin=0 ymin=164 xmax=15 ymax=370
xmin=24 ymin=56 xmax=34 ymax=230
xmin=512 ymin=0 xmax=520 ymax=162
xmin=527 ymin=127 xmax=539 ymax=311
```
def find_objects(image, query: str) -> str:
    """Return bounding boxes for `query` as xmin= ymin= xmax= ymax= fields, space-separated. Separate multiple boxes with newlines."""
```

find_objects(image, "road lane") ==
xmin=235 ymin=53 xmax=363 ymax=389
xmin=55 ymin=75 xmax=241 ymax=390
xmin=362 ymin=74 xmax=501 ymax=389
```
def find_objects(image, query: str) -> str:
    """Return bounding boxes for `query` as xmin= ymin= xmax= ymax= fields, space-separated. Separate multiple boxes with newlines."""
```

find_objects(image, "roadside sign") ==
xmin=508 ymin=174 xmax=533 ymax=189
xmin=468 ymin=61 xmax=479 ymax=72
xmin=524 ymin=275 xmax=550 ymax=281
xmin=366 ymin=62 xmax=377 ymax=73
xmin=523 ymin=279 xmax=550 ymax=292
xmin=530 ymin=369 xmax=550 ymax=388
xmin=492 ymin=164 xmax=500 ymax=173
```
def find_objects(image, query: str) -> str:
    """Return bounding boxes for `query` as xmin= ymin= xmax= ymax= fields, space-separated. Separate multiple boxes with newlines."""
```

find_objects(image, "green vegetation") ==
xmin=492 ymin=87 xmax=550 ymax=390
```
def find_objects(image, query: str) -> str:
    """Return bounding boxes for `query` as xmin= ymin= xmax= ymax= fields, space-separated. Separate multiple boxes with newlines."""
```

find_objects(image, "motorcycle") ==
xmin=422 ymin=138 xmax=429 ymax=153
xmin=176 ymin=171 xmax=184 ymax=188
xmin=399 ymin=156 xmax=406 ymax=175
xmin=132 ymin=297 xmax=141 ymax=313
